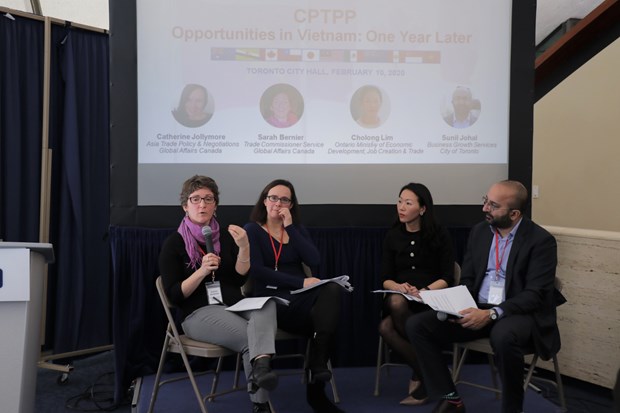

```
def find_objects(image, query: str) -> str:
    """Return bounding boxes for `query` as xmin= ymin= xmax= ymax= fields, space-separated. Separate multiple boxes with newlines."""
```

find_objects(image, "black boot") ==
xmin=307 ymin=382 xmax=345 ymax=413
xmin=308 ymin=332 xmax=332 ymax=383
xmin=252 ymin=402 xmax=272 ymax=413
xmin=248 ymin=356 xmax=278 ymax=393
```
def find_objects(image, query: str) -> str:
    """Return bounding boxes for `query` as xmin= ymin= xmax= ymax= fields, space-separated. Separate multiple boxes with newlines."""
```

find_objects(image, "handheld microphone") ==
xmin=201 ymin=226 xmax=215 ymax=254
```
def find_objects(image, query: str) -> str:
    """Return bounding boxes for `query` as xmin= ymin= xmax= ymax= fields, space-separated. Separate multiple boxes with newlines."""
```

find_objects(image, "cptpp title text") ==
xmin=171 ymin=8 xmax=472 ymax=44
xmin=172 ymin=27 xmax=473 ymax=45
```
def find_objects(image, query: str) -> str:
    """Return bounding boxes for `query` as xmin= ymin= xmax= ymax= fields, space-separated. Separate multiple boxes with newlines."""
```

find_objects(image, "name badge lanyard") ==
xmin=266 ymin=225 xmax=284 ymax=271
xmin=199 ymin=243 xmax=223 ymax=304
xmin=494 ymin=231 xmax=509 ymax=281
xmin=487 ymin=231 xmax=510 ymax=305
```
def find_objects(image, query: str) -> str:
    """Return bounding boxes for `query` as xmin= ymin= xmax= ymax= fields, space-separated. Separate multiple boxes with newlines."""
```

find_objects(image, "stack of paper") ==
xmin=225 ymin=296 xmax=290 ymax=312
xmin=291 ymin=275 xmax=354 ymax=294
xmin=373 ymin=285 xmax=477 ymax=317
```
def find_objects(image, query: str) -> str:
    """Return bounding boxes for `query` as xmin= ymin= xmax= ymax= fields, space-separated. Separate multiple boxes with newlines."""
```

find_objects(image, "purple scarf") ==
xmin=178 ymin=216 xmax=221 ymax=269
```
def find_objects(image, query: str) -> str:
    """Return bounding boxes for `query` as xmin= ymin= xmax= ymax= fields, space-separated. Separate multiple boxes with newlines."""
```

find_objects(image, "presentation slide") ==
xmin=136 ymin=0 xmax=512 ymax=206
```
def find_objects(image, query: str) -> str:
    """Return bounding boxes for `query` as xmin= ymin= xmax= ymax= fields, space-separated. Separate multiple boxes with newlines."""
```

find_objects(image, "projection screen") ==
xmin=133 ymin=0 xmax=519 ymax=207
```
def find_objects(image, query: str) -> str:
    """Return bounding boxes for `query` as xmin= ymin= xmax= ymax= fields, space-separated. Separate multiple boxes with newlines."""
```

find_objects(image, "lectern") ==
xmin=0 ymin=242 xmax=54 ymax=413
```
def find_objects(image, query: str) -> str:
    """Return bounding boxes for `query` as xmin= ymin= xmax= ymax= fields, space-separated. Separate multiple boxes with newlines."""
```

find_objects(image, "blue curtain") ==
xmin=310 ymin=227 xmax=387 ymax=366
xmin=110 ymin=226 xmax=174 ymax=403
xmin=45 ymin=25 xmax=111 ymax=353
xmin=0 ymin=14 xmax=44 ymax=242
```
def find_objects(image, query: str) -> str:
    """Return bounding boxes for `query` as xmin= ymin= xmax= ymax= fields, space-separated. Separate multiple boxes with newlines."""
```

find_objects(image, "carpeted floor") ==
xmin=35 ymin=351 xmax=615 ymax=413
xmin=136 ymin=364 xmax=561 ymax=413
xmin=36 ymin=351 xmax=129 ymax=413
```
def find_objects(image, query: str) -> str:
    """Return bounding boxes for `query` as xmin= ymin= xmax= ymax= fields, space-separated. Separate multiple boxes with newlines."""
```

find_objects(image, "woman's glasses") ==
xmin=188 ymin=195 xmax=216 ymax=205
xmin=265 ymin=195 xmax=292 ymax=205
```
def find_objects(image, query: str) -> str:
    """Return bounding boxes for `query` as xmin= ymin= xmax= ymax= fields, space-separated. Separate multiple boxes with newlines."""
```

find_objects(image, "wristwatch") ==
xmin=489 ymin=308 xmax=498 ymax=321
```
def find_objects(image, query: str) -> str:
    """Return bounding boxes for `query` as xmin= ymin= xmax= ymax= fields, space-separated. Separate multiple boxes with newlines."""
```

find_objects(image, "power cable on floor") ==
xmin=65 ymin=371 xmax=129 ymax=412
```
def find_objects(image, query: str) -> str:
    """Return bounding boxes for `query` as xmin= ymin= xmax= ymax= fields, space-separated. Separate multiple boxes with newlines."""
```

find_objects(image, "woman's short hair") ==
xmin=179 ymin=175 xmax=219 ymax=206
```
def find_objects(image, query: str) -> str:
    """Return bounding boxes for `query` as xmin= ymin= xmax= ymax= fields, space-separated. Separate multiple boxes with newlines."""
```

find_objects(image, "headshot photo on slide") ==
xmin=351 ymin=85 xmax=389 ymax=129
xmin=261 ymin=84 xmax=304 ymax=128
xmin=172 ymin=83 xmax=214 ymax=128
xmin=441 ymin=86 xmax=481 ymax=129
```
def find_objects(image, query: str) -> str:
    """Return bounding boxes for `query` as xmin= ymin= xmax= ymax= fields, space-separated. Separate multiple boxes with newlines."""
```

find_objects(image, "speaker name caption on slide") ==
xmin=147 ymin=133 xmax=237 ymax=154
xmin=144 ymin=131 xmax=427 ymax=160
xmin=427 ymin=134 xmax=497 ymax=155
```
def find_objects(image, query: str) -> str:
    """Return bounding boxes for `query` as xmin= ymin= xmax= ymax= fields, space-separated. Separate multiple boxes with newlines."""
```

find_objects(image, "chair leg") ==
xmin=552 ymin=356 xmax=567 ymax=412
xmin=524 ymin=354 xmax=566 ymax=411
xmin=453 ymin=346 xmax=503 ymax=397
xmin=451 ymin=344 xmax=461 ymax=381
xmin=147 ymin=334 xmax=171 ymax=413
xmin=374 ymin=336 xmax=384 ymax=396
xmin=205 ymin=356 xmax=225 ymax=401
xmin=487 ymin=354 xmax=501 ymax=400
xmin=327 ymin=359 xmax=340 ymax=403
xmin=303 ymin=338 xmax=340 ymax=403
xmin=295 ymin=338 xmax=340 ymax=402
xmin=523 ymin=355 xmax=538 ymax=392
xmin=452 ymin=347 xmax=469 ymax=382
xmin=232 ymin=353 xmax=242 ymax=390
xmin=178 ymin=342 xmax=209 ymax=413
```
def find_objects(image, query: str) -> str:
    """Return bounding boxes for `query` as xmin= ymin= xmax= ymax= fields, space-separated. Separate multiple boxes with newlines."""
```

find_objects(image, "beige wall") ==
xmin=533 ymin=38 xmax=620 ymax=231
xmin=537 ymin=227 xmax=620 ymax=389
xmin=533 ymin=40 xmax=620 ymax=389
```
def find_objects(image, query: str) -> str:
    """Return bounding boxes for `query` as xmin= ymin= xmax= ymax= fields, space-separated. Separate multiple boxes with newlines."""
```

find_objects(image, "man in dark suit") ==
xmin=405 ymin=180 xmax=564 ymax=413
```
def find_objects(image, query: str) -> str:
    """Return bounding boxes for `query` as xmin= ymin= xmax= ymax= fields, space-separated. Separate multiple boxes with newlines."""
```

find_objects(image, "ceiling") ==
xmin=536 ymin=0 xmax=605 ymax=44
xmin=0 ymin=0 xmax=608 ymax=44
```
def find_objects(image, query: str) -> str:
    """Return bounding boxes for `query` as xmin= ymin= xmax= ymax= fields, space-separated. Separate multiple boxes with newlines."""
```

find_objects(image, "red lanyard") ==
xmin=198 ymin=245 xmax=206 ymax=256
xmin=266 ymin=225 xmax=284 ymax=271
xmin=494 ymin=231 xmax=509 ymax=280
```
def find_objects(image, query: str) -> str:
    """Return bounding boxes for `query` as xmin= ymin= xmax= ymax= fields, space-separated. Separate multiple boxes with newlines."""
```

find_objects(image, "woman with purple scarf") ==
xmin=159 ymin=175 xmax=278 ymax=413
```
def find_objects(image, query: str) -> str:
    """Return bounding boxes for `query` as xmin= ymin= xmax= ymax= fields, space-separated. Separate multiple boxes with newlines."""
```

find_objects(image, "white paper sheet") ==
xmin=418 ymin=285 xmax=478 ymax=317
xmin=290 ymin=275 xmax=354 ymax=294
xmin=225 ymin=296 xmax=290 ymax=312
xmin=372 ymin=289 xmax=423 ymax=303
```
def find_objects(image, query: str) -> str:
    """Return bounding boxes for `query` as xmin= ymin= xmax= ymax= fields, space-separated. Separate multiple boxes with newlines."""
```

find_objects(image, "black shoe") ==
xmin=432 ymin=399 xmax=466 ymax=413
xmin=307 ymin=382 xmax=345 ymax=413
xmin=307 ymin=367 xmax=332 ymax=383
xmin=308 ymin=333 xmax=333 ymax=383
xmin=252 ymin=402 xmax=271 ymax=413
xmin=249 ymin=357 xmax=278 ymax=393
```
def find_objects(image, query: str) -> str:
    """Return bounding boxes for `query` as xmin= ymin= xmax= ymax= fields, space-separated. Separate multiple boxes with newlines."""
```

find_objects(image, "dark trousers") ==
xmin=277 ymin=282 xmax=342 ymax=336
xmin=406 ymin=310 xmax=534 ymax=413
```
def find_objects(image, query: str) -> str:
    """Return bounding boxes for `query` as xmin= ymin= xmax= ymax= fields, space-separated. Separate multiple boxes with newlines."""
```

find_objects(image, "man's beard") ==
xmin=487 ymin=212 xmax=512 ymax=229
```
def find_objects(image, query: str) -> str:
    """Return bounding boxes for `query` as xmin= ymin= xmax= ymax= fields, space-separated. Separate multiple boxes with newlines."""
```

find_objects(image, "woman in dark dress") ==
xmin=245 ymin=179 xmax=345 ymax=413
xmin=379 ymin=182 xmax=455 ymax=405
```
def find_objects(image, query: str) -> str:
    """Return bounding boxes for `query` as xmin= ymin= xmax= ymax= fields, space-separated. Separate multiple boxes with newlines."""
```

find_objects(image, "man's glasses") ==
xmin=482 ymin=196 xmax=511 ymax=212
xmin=188 ymin=195 xmax=216 ymax=205
xmin=266 ymin=195 xmax=292 ymax=206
